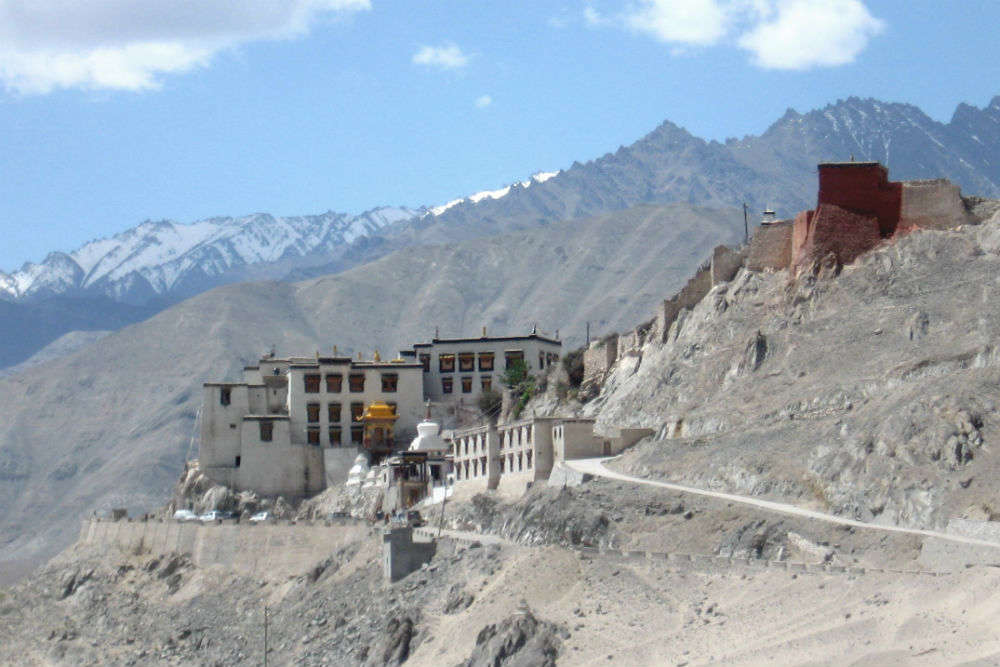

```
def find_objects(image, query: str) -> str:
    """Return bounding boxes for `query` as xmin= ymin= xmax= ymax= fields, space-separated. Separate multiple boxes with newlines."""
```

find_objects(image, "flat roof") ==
xmin=817 ymin=161 xmax=884 ymax=168
xmin=243 ymin=414 xmax=289 ymax=421
xmin=410 ymin=333 xmax=562 ymax=347
xmin=203 ymin=382 xmax=246 ymax=388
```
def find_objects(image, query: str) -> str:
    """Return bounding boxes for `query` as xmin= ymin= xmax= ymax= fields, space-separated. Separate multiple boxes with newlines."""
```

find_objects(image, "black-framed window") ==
xmin=328 ymin=402 xmax=342 ymax=423
xmin=306 ymin=403 xmax=320 ymax=423
xmin=307 ymin=428 xmax=320 ymax=445
xmin=304 ymin=374 xmax=320 ymax=393
xmin=259 ymin=422 xmax=273 ymax=442
xmin=439 ymin=354 xmax=455 ymax=372
xmin=478 ymin=352 xmax=494 ymax=371
xmin=481 ymin=376 xmax=492 ymax=392
xmin=419 ymin=353 xmax=430 ymax=371
xmin=325 ymin=374 xmax=342 ymax=392
xmin=349 ymin=374 xmax=365 ymax=392
xmin=459 ymin=353 xmax=475 ymax=372
xmin=351 ymin=402 xmax=365 ymax=422
xmin=220 ymin=388 xmax=231 ymax=406
xmin=461 ymin=376 xmax=473 ymax=393
xmin=381 ymin=373 xmax=398 ymax=392
xmin=504 ymin=350 xmax=524 ymax=369
xmin=442 ymin=377 xmax=453 ymax=394
xmin=350 ymin=425 xmax=363 ymax=445
xmin=329 ymin=427 xmax=342 ymax=446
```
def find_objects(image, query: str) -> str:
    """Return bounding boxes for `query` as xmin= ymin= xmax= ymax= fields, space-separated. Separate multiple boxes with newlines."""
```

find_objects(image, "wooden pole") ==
xmin=264 ymin=604 xmax=269 ymax=667
xmin=743 ymin=203 xmax=749 ymax=244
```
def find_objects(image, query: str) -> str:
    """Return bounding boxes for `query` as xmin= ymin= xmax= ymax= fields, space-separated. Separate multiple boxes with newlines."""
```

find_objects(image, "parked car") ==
xmin=172 ymin=509 xmax=198 ymax=522
xmin=198 ymin=510 xmax=233 ymax=523
xmin=406 ymin=510 xmax=425 ymax=527
xmin=249 ymin=511 xmax=271 ymax=523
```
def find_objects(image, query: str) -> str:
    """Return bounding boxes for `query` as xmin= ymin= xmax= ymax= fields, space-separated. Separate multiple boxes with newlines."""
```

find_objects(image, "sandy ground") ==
xmin=409 ymin=544 xmax=1000 ymax=667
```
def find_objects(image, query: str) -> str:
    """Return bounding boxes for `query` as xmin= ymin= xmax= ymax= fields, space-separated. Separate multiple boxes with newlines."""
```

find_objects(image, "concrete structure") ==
xmin=400 ymin=330 xmax=561 ymax=405
xmin=383 ymin=526 xmax=436 ymax=582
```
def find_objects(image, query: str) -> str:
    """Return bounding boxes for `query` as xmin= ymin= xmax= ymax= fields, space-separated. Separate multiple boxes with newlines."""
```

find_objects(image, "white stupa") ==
xmin=409 ymin=420 xmax=447 ymax=452
xmin=409 ymin=402 xmax=448 ymax=453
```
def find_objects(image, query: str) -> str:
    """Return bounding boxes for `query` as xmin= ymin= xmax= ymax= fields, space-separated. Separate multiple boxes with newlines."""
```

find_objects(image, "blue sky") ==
xmin=1 ymin=0 xmax=999 ymax=271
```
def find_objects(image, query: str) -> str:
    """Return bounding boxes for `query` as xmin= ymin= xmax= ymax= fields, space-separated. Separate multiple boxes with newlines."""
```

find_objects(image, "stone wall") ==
xmin=793 ymin=203 xmax=882 ymax=270
xmin=656 ymin=265 xmax=713 ymax=344
xmin=746 ymin=221 xmax=794 ymax=272
xmin=582 ymin=336 xmax=617 ymax=386
xmin=900 ymin=179 xmax=972 ymax=231
xmin=76 ymin=518 xmax=373 ymax=580
xmin=710 ymin=245 xmax=747 ymax=285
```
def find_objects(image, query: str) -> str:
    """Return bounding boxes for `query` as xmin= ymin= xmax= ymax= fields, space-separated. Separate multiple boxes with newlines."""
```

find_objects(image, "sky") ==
xmin=1 ymin=0 xmax=999 ymax=271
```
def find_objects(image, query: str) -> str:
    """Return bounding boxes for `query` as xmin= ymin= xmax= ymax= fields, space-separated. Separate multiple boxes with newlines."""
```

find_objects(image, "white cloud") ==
xmin=411 ymin=43 xmax=469 ymax=70
xmin=738 ymin=0 xmax=884 ymax=69
xmin=475 ymin=94 xmax=492 ymax=108
xmin=624 ymin=0 xmax=730 ymax=46
xmin=590 ymin=0 xmax=882 ymax=69
xmin=0 ymin=0 xmax=370 ymax=94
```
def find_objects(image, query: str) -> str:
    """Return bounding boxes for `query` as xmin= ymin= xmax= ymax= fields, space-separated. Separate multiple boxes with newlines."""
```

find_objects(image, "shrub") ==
xmin=562 ymin=347 xmax=585 ymax=388
xmin=478 ymin=389 xmax=503 ymax=420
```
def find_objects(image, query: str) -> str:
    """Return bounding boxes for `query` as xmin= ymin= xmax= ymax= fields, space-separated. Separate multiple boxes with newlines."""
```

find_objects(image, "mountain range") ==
xmin=3 ymin=94 xmax=1000 ymax=581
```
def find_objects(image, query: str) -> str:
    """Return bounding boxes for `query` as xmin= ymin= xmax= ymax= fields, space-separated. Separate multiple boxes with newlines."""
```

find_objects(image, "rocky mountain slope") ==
xmin=584 ymin=208 xmax=1000 ymax=534
xmin=4 ymin=96 xmax=999 ymax=369
xmin=0 ymin=202 xmax=741 ymax=583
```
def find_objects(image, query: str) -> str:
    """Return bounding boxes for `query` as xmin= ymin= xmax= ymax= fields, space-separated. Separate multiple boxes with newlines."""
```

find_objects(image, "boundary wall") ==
xmin=77 ymin=518 xmax=374 ymax=579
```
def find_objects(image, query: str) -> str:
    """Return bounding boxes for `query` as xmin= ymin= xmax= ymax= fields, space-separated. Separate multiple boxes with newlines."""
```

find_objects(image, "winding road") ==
xmin=564 ymin=457 xmax=1000 ymax=551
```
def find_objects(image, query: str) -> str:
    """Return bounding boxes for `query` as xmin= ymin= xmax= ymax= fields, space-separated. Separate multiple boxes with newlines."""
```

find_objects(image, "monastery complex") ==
xmin=198 ymin=161 xmax=975 ymax=512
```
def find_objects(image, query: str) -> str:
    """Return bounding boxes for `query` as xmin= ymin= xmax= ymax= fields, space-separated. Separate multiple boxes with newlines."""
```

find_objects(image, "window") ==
xmin=350 ymin=425 xmax=364 ymax=445
xmin=234 ymin=456 xmax=241 ymax=467
xmin=220 ymin=387 xmax=231 ymax=406
xmin=351 ymin=402 xmax=365 ymax=423
xmin=306 ymin=403 xmax=320 ymax=423
xmin=478 ymin=352 xmax=494 ymax=371
xmin=548 ymin=353 xmax=558 ymax=367
xmin=419 ymin=353 xmax=430 ymax=372
xmin=349 ymin=374 xmax=365 ymax=392
xmin=304 ymin=374 xmax=320 ymax=393
xmin=381 ymin=373 xmax=398 ymax=392
xmin=329 ymin=427 xmax=342 ymax=446
xmin=504 ymin=350 xmax=524 ymax=369
xmin=259 ymin=422 xmax=273 ymax=442
xmin=307 ymin=428 xmax=320 ymax=446
xmin=459 ymin=352 xmax=475 ymax=372
xmin=461 ymin=376 xmax=473 ymax=393
xmin=328 ymin=402 xmax=342 ymax=423
xmin=442 ymin=377 xmax=453 ymax=394
xmin=539 ymin=352 xmax=545 ymax=369
xmin=439 ymin=353 xmax=455 ymax=372
xmin=481 ymin=376 xmax=492 ymax=392
xmin=325 ymin=374 xmax=342 ymax=392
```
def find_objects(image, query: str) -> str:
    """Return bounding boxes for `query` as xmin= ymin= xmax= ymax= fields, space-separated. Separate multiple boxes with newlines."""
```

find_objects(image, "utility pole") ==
xmin=586 ymin=321 xmax=590 ymax=347
xmin=264 ymin=604 xmax=269 ymax=667
xmin=742 ymin=202 xmax=749 ymax=244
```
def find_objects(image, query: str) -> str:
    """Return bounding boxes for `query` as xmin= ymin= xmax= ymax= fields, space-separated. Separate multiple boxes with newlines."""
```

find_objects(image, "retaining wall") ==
xmin=76 ymin=518 xmax=373 ymax=579
xmin=747 ymin=220 xmax=794 ymax=272
xmin=919 ymin=518 xmax=1000 ymax=571
xmin=900 ymin=179 xmax=971 ymax=231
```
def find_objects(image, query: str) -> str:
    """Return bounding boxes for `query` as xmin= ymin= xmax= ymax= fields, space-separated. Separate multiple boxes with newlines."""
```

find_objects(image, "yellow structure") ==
xmin=362 ymin=401 xmax=398 ymax=458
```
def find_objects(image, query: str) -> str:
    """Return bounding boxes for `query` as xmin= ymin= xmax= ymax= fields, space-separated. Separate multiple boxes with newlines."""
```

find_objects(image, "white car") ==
xmin=249 ymin=511 xmax=271 ymax=523
xmin=198 ymin=510 xmax=233 ymax=523
xmin=172 ymin=509 xmax=198 ymax=522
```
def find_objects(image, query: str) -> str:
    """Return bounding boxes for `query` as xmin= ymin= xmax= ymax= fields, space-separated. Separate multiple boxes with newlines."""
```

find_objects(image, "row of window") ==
xmin=303 ymin=373 xmax=398 ymax=394
xmin=442 ymin=376 xmax=492 ymax=394
xmin=257 ymin=420 xmax=364 ymax=446
xmin=305 ymin=401 xmax=396 ymax=424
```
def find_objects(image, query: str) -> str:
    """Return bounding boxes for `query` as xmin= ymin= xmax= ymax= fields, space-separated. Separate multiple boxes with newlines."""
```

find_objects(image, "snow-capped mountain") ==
xmin=0 ymin=206 xmax=421 ymax=303
xmin=428 ymin=170 xmax=560 ymax=216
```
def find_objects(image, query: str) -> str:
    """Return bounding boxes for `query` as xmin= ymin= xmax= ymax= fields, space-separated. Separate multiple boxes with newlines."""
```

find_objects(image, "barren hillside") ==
xmin=0 ymin=203 xmax=741 ymax=583
xmin=585 ymin=209 xmax=1000 ymax=532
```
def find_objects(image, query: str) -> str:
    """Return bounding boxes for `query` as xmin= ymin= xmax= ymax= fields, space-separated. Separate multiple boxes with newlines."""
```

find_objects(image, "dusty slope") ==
xmin=4 ymin=481 xmax=1000 ymax=667
xmin=587 ymin=210 xmax=1000 ymax=532
xmin=0 ymin=203 xmax=741 ymax=583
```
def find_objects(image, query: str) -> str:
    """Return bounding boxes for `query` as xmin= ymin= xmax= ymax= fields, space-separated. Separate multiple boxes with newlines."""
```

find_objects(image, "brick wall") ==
xmin=710 ymin=245 xmax=747 ymax=284
xmin=582 ymin=337 xmax=617 ymax=385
